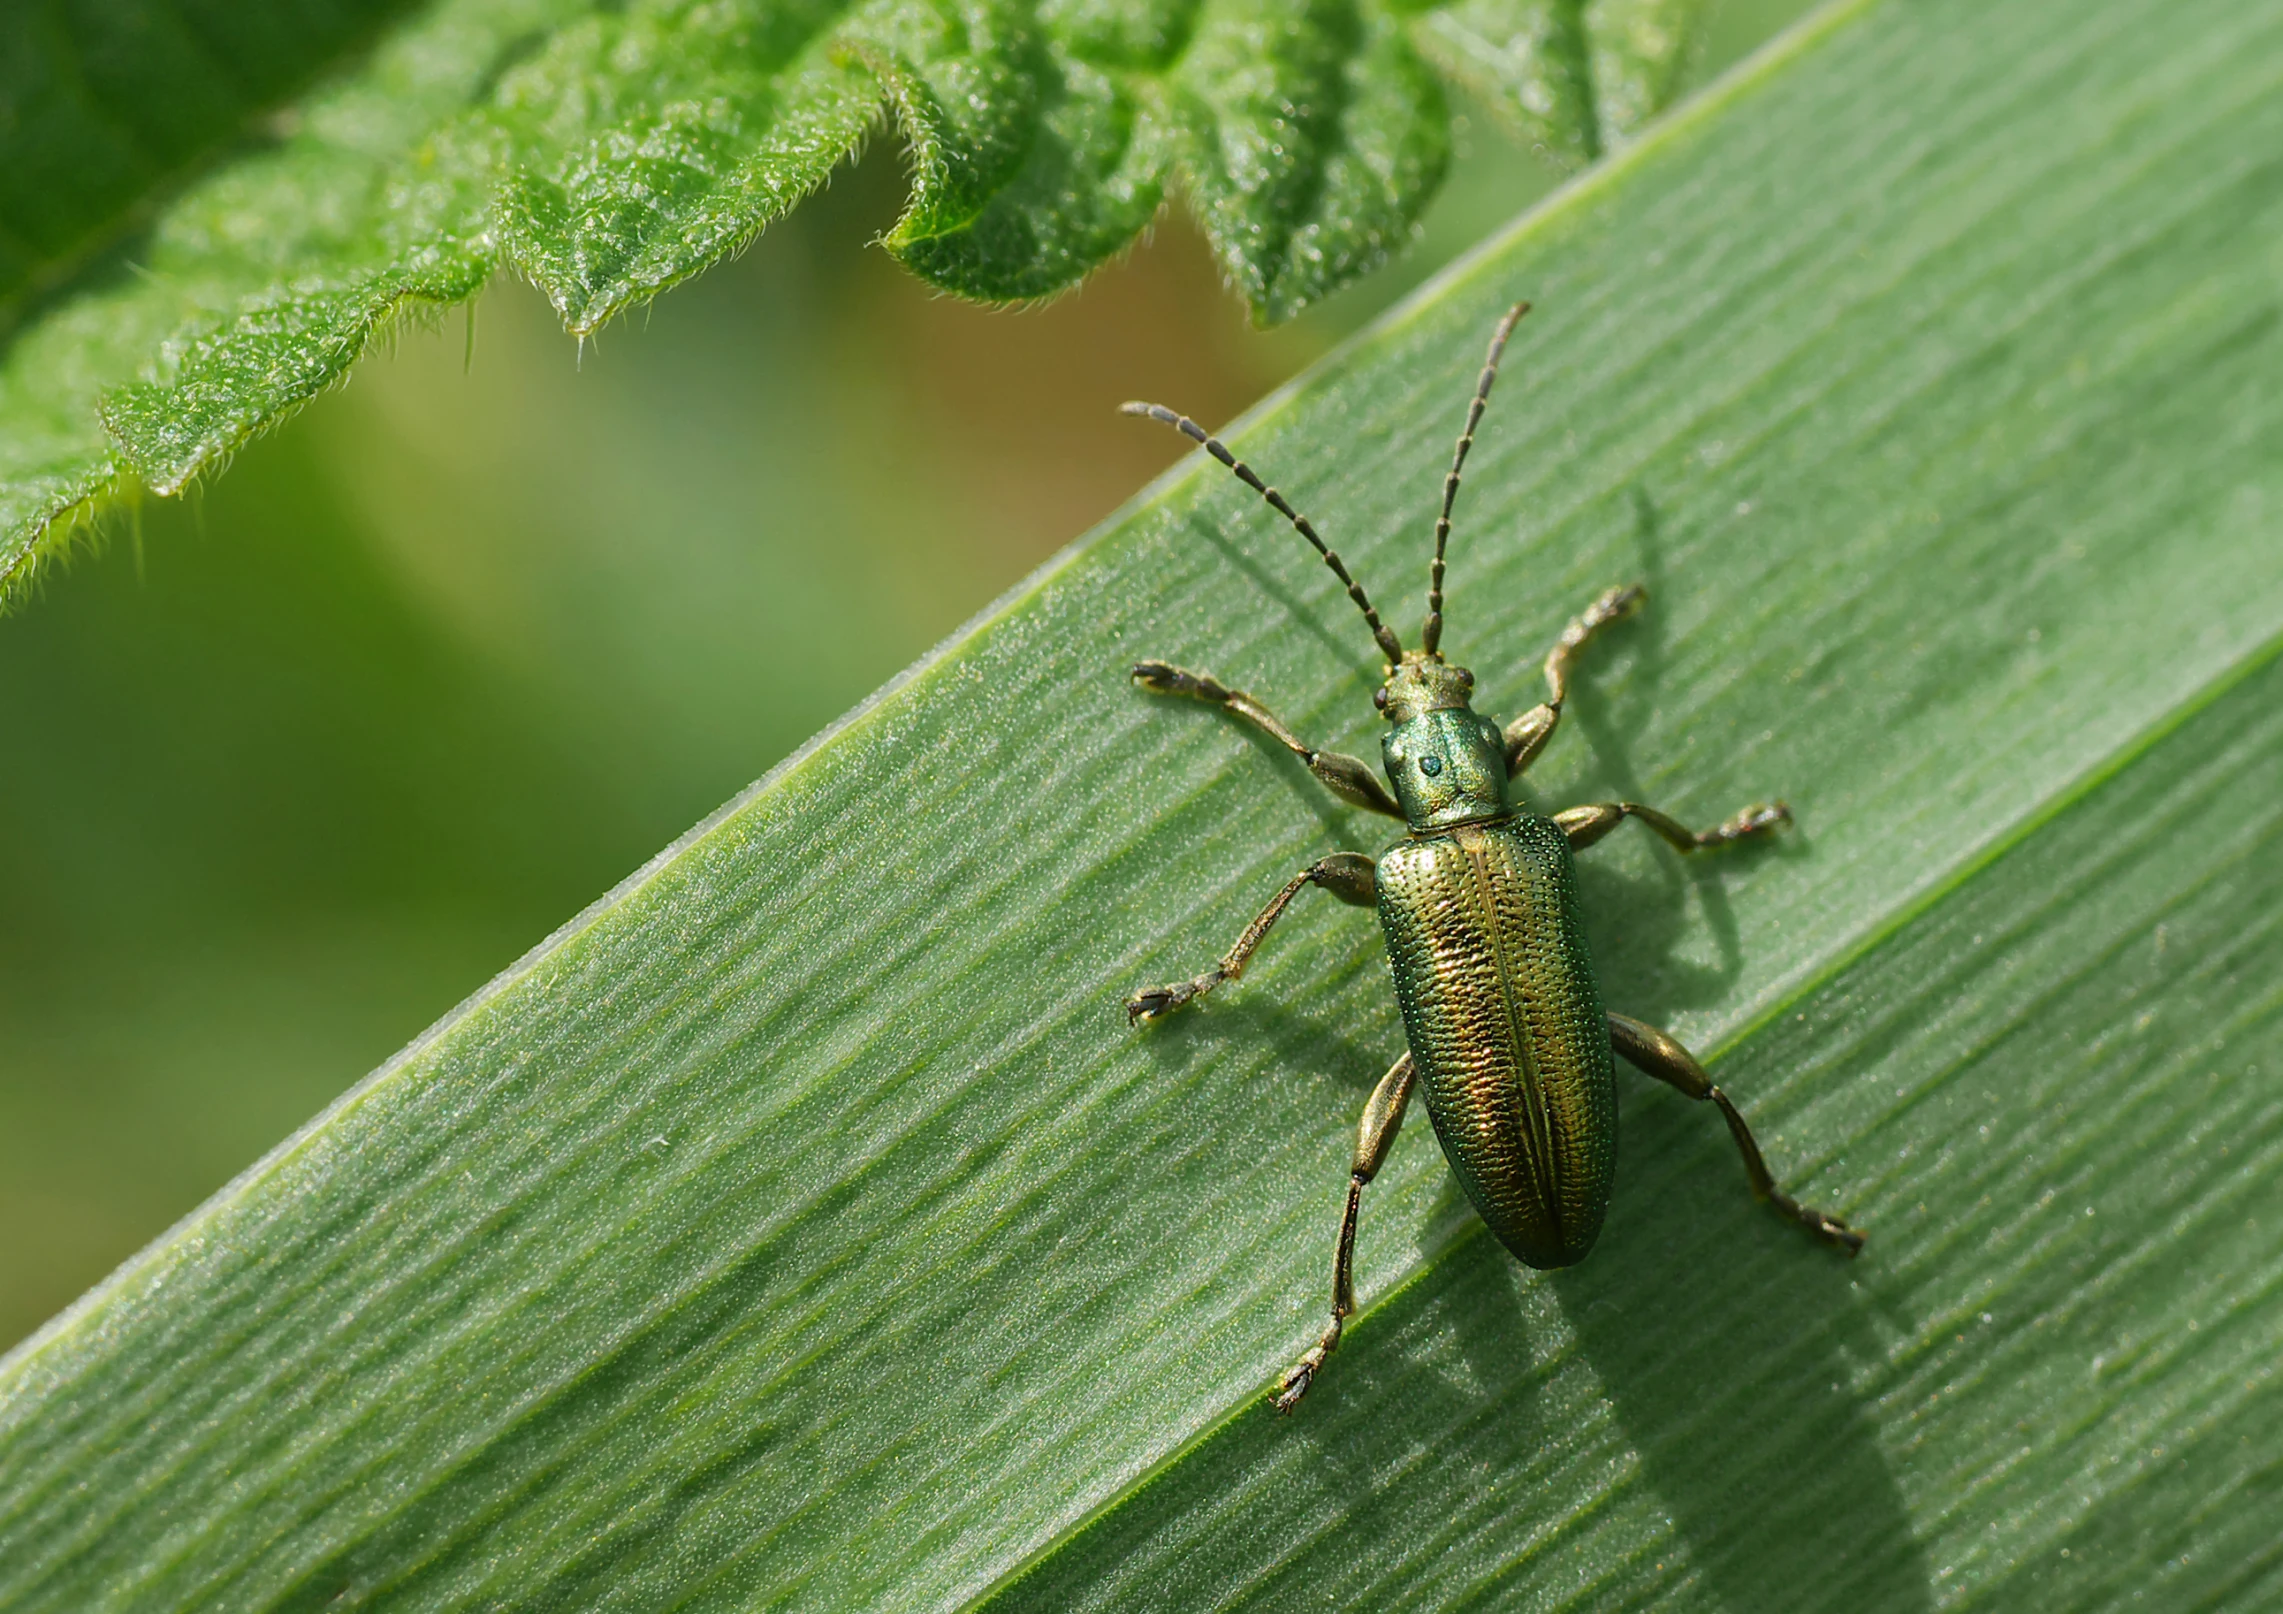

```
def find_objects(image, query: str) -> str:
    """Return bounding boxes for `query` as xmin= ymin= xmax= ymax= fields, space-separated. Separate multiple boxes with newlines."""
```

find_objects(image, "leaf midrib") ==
xmin=959 ymin=618 xmax=2283 ymax=1611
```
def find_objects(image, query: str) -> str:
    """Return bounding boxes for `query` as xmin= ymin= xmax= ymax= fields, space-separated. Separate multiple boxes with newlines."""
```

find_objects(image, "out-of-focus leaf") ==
xmin=0 ymin=0 xmax=1705 ymax=602
xmin=0 ymin=0 xmax=424 ymax=324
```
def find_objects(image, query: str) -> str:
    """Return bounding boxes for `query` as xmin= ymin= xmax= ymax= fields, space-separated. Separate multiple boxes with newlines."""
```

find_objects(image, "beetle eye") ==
xmin=1419 ymin=755 xmax=1443 ymax=778
xmin=1372 ymin=687 xmax=1388 ymax=710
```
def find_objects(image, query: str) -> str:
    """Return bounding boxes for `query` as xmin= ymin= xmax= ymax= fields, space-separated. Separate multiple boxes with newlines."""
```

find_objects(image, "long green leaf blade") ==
xmin=4 ymin=0 xmax=2281 ymax=1607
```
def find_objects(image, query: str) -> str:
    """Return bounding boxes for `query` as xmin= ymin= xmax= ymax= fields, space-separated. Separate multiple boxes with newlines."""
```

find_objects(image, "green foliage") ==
xmin=4 ymin=0 xmax=2280 ymax=1605
xmin=0 ymin=0 xmax=424 ymax=319
xmin=0 ymin=0 xmax=1704 ymax=606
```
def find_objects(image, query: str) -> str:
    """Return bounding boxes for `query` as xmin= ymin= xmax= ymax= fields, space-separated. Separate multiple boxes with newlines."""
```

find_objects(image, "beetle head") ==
xmin=1379 ymin=652 xmax=1508 ymax=828
xmin=1375 ymin=652 xmax=1472 ymax=724
xmin=1119 ymin=304 xmax=1538 ymax=823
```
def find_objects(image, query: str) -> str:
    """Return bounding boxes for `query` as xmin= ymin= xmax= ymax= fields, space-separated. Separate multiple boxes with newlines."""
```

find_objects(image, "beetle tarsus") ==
xmin=1126 ymin=856 xmax=1383 ymax=1026
xmin=1700 ymin=800 xmax=1792 ymax=846
xmin=1125 ymin=971 xmax=1222 ymax=1024
xmin=1275 ymin=1325 xmax=1339 ymax=1413
xmin=1273 ymin=1362 xmax=1315 ymax=1414
xmin=1131 ymin=660 xmax=1226 ymax=701
xmin=1580 ymin=581 xmax=1647 ymax=633
xmin=1758 ymin=1182 xmax=1865 ymax=1255
xmin=1801 ymin=1204 xmax=1866 ymax=1255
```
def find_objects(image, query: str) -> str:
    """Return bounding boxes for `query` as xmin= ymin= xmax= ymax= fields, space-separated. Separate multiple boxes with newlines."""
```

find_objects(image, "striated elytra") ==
xmin=1122 ymin=305 xmax=1864 ymax=1413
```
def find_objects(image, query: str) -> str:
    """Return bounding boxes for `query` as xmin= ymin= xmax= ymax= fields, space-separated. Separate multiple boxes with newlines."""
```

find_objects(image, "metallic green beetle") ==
xmin=1122 ymin=304 xmax=1864 ymax=1414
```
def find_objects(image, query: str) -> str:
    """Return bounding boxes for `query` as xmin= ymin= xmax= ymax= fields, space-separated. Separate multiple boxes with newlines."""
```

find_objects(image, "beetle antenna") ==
xmin=1122 ymin=401 xmax=1405 ymax=664
xmin=1422 ymin=301 xmax=1530 ymax=657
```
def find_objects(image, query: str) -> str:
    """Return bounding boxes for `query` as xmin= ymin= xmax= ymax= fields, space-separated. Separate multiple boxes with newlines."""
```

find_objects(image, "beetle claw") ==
xmin=1131 ymin=660 xmax=1227 ymax=702
xmin=1124 ymin=987 xmax=1178 ymax=1024
xmin=1706 ymin=800 xmax=1793 ymax=845
xmin=1274 ymin=1351 xmax=1323 ymax=1414
xmin=1124 ymin=969 xmax=1224 ymax=1024
xmin=1807 ymin=1207 xmax=1866 ymax=1255
xmin=1275 ymin=1317 xmax=1345 ymax=1412
xmin=1588 ymin=582 xmax=1648 ymax=628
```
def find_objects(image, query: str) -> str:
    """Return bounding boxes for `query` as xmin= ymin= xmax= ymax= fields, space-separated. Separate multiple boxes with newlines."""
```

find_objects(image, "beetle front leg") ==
xmin=1133 ymin=661 xmax=1402 ymax=817
xmin=1502 ymin=582 xmax=1646 ymax=777
xmin=1607 ymin=1012 xmax=1863 ymax=1254
xmin=1125 ymin=853 xmax=1377 ymax=1023
xmin=1554 ymin=798 xmax=1791 ymax=854
xmin=1276 ymin=1051 xmax=1416 ymax=1413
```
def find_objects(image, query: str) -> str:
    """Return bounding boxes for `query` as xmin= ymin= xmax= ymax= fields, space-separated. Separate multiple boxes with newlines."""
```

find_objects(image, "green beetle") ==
xmin=1122 ymin=304 xmax=1863 ymax=1414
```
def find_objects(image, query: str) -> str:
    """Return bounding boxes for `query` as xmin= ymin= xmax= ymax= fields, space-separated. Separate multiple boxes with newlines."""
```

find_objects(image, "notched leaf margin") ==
xmin=0 ymin=0 xmax=1710 ymax=609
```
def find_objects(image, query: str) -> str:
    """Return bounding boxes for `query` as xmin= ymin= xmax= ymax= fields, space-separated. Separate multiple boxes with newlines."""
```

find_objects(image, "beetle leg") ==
xmin=1277 ymin=1051 xmax=1416 ymax=1413
xmin=1125 ymin=853 xmax=1377 ymax=1023
xmin=1502 ymin=582 xmax=1646 ymax=776
xmin=1133 ymin=660 xmax=1402 ymax=817
xmin=1554 ymin=798 xmax=1791 ymax=855
xmin=1607 ymin=1012 xmax=1864 ymax=1254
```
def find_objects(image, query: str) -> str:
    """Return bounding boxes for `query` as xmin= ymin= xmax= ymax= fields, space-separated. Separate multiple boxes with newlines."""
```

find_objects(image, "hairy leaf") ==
xmin=0 ymin=0 xmax=1701 ymax=604
xmin=6 ymin=0 xmax=2281 ymax=1608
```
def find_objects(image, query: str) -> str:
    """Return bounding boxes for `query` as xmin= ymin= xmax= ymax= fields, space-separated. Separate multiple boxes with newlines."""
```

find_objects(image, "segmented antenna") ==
xmin=1421 ymin=301 xmax=1530 ymax=657
xmin=1121 ymin=401 xmax=1405 ymax=664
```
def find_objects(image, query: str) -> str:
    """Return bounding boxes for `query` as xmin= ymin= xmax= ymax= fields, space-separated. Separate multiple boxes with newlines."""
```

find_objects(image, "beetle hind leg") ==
xmin=1276 ymin=1052 xmax=1416 ymax=1412
xmin=1607 ymin=1012 xmax=1863 ymax=1255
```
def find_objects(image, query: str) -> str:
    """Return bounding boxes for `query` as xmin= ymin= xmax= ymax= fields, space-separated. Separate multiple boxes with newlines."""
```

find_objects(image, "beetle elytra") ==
xmin=1122 ymin=304 xmax=1863 ymax=1413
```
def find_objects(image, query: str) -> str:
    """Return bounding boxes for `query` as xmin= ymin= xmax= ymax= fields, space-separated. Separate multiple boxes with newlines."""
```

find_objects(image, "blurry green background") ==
xmin=0 ymin=1 xmax=1813 ymax=1351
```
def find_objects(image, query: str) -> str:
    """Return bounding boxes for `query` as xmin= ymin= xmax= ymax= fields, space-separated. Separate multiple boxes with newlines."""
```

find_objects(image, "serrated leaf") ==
xmin=1171 ymin=0 xmax=1452 ymax=321
xmin=5 ymin=0 xmax=2282 ymax=1607
xmin=1584 ymin=0 xmax=1704 ymax=143
xmin=0 ymin=0 xmax=1706 ymax=603
xmin=1408 ymin=0 xmax=1594 ymax=163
